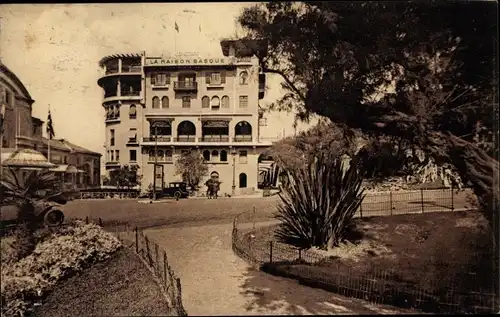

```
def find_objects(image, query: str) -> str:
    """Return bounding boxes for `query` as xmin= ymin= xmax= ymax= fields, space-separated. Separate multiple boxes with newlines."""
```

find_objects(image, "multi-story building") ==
xmin=98 ymin=40 xmax=273 ymax=195
xmin=1 ymin=63 xmax=101 ymax=189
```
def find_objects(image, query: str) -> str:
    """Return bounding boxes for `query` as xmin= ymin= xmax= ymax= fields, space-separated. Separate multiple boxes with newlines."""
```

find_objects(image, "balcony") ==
xmin=121 ymin=65 xmax=142 ymax=73
xmin=201 ymin=135 xmax=230 ymax=142
xmin=105 ymin=161 xmax=120 ymax=167
xmin=105 ymin=67 xmax=119 ymax=75
xmin=120 ymin=90 xmax=141 ymax=97
xmin=174 ymin=81 xmax=198 ymax=92
xmin=127 ymin=137 xmax=139 ymax=145
xmin=143 ymin=136 xmax=172 ymax=142
xmin=234 ymin=135 xmax=253 ymax=142
xmin=174 ymin=135 xmax=196 ymax=142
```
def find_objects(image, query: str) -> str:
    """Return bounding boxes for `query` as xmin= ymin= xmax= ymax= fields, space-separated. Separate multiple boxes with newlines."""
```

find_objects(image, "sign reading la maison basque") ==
xmin=145 ymin=56 xmax=252 ymax=66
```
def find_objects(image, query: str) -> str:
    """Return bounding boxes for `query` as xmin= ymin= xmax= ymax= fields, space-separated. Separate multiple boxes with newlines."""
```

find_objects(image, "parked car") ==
xmin=138 ymin=182 xmax=190 ymax=199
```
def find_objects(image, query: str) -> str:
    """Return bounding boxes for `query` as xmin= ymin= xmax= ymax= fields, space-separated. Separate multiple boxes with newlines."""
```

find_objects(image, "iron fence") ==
xmin=77 ymin=191 xmax=140 ymax=200
xmin=83 ymin=217 xmax=187 ymax=316
xmin=356 ymin=187 xmax=475 ymax=218
xmin=232 ymin=207 xmax=497 ymax=314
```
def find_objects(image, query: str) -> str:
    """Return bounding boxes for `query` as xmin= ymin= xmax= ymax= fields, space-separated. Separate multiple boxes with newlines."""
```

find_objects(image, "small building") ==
xmin=1 ymin=63 xmax=101 ymax=189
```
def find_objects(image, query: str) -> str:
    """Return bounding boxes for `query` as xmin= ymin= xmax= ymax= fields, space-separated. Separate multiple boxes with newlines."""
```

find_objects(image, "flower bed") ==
xmin=0 ymin=221 xmax=122 ymax=317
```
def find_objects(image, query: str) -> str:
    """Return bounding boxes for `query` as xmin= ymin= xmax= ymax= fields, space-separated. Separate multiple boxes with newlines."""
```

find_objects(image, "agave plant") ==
xmin=274 ymin=152 xmax=366 ymax=250
xmin=1 ymin=169 xmax=67 ymax=260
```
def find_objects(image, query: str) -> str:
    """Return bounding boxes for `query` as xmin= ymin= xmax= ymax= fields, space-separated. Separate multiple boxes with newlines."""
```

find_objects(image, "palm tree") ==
xmin=1 ymin=169 xmax=67 ymax=261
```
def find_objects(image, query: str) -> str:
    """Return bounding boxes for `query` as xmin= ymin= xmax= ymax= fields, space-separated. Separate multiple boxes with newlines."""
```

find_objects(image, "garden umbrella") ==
xmin=2 ymin=148 xmax=56 ymax=169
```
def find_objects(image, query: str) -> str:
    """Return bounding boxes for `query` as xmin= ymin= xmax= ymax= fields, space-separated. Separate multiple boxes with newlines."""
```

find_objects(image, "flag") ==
xmin=174 ymin=22 xmax=179 ymax=33
xmin=199 ymin=24 xmax=201 ymax=33
xmin=46 ymin=110 xmax=55 ymax=140
xmin=0 ymin=103 xmax=5 ymax=133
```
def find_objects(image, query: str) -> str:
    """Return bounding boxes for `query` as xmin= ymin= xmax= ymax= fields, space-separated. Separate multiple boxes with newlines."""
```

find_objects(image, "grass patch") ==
xmin=245 ymin=211 xmax=496 ymax=313
xmin=33 ymin=247 xmax=173 ymax=317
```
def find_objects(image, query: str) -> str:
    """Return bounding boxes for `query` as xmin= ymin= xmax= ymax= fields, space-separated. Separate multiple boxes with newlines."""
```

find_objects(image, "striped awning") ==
xmin=1 ymin=148 xmax=56 ymax=168
xmin=49 ymin=164 xmax=79 ymax=174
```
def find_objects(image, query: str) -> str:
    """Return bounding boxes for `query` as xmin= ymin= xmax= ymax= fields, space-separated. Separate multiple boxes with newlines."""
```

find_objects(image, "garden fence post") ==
xmin=135 ymin=226 xmax=139 ymax=254
xmin=269 ymin=241 xmax=273 ymax=263
xmin=451 ymin=185 xmax=455 ymax=211
xmin=298 ymin=249 xmax=302 ymax=261
xmin=252 ymin=207 xmax=256 ymax=234
xmin=420 ymin=188 xmax=425 ymax=213
xmin=163 ymin=251 xmax=168 ymax=287
xmin=85 ymin=216 xmax=89 ymax=224
xmin=389 ymin=191 xmax=393 ymax=216
xmin=99 ymin=217 xmax=103 ymax=227
xmin=154 ymin=242 xmax=159 ymax=274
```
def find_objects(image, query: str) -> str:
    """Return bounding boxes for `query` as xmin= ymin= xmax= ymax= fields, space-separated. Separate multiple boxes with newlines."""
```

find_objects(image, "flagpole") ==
xmin=47 ymin=106 xmax=51 ymax=163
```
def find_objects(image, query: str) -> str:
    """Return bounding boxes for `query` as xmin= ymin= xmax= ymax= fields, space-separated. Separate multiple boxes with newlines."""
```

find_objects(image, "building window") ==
xmin=206 ymin=71 xmax=226 ymax=85
xmin=148 ymin=149 xmax=155 ymax=161
xmin=165 ymin=150 xmax=173 ymax=162
xmin=182 ymin=96 xmax=191 ymax=108
xmin=162 ymin=96 xmax=169 ymax=108
xmin=5 ymin=90 xmax=13 ymax=106
xmin=239 ymin=71 xmax=249 ymax=85
xmin=259 ymin=117 xmax=268 ymax=126
xmin=115 ymin=150 xmax=120 ymax=161
xmin=128 ymin=128 xmax=137 ymax=143
xmin=211 ymin=96 xmax=220 ymax=110
xmin=239 ymin=96 xmax=248 ymax=108
xmin=152 ymin=96 xmax=160 ymax=109
xmin=63 ymin=156 xmax=68 ymax=164
xmin=239 ymin=173 xmax=248 ymax=188
xmin=203 ymin=150 xmax=210 ymax=161
xmin=211 ymin=150 xmax=219 ymax=161
xmin=157 ymin=150 xmax=164 ymax=161
xmin=221 ymin=95 xmax=229 ymax=108
xmin=239 ymin=150 xmax=248 ymax=164
xmin=130 ymin=149 xmax=137 ymax=162
xmin=220 ymin=150 xmax=228 ymax=162
xmin=152 ymin=73 xmax=170 ymax=86
xmin=110 ymin=129 xmax=115 ymax=146
xmin=111 ymin=150 xmax=115 ymax=161
xmin=202 ymin=96 xmax=210 ymax=108
xmin=129 ymin=104 xmax=137 ymax=119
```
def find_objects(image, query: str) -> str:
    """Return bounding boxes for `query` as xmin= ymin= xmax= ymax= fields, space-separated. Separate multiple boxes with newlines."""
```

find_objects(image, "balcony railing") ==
xmin=143 ymin=136 xmax=172 ymax=142
xmin=201 ymin=135 xmax=230 ymax=142
xmin=105 ymin=161 xmax=120 ymax=165
xmin=105 ymin=67 xmax=119 ymax=75
xmin=121 ymin=65 xmax=142 ymax=73
xmin=127 ymin=138 xmax=139 ymax=144
xmin=173 ymin=81 xmax=198 ymax=91
xmin=120 ymin=90 xmax=141 ymax=96
xmin=106 ymin=114 xmax=120 ymax=121
xmin=233 ymin=135 xmax=253 ymax=142
xmin=174 ymin=135 xmax=196 ymax=142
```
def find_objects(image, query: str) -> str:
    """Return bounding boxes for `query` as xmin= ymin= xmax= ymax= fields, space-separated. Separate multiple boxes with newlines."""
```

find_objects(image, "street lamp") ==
xmin=152 ymin=122 xmax=159 ymax=201
xmin=231 ymin=149 xmax=237 ymax=196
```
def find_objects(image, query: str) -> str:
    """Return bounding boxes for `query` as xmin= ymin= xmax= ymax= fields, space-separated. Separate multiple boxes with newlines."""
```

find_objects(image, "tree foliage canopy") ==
xmin=237 ymin=1 xmax=498 ymax=230
xmin=175 ymin=151 xmax=208 ymax=190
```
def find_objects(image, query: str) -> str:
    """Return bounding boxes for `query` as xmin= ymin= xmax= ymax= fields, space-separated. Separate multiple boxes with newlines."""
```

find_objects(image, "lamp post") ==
xmin=152 ymin=122 xmax=159 ymax=201
xmin=231 ymin=149 xmax=236 ymax=196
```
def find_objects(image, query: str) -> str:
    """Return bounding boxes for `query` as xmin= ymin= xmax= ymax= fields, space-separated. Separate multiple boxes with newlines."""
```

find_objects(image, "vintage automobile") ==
xmin=139 ymin=182 xmax=190 ymax=199
xmin=0 ymin=196 xmax=67 ymax=234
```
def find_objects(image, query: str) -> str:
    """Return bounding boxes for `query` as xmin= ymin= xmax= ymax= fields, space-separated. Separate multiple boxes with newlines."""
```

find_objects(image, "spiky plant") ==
xmin=1 ymin=169 xmax=66 ymax=261
xmin=274 ymin=152 xmax=366 ymax=250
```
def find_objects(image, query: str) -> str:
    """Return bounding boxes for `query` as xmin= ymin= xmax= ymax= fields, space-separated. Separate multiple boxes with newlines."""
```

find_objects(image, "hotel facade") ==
xmin=98 ymin=40 xmax=274 ymax=195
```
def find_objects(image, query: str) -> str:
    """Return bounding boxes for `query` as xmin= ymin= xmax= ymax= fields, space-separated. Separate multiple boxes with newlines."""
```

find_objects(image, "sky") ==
xmin=0 ymin=3 xmax=316 ymax=154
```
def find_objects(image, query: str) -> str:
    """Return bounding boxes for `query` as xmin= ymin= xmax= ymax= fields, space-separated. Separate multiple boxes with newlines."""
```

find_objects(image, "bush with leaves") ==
xmin=1 ymin=169 xmax=68 ymax=262
xmin=0 ymin=221 xmax=122 ymax=317
xmin=274 ymin=152 xmax=366 ymax=250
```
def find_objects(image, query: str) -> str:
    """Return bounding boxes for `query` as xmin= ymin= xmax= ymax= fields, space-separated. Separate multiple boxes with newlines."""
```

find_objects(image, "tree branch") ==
xmin=262 ymin=66 xmax=307 ymax=102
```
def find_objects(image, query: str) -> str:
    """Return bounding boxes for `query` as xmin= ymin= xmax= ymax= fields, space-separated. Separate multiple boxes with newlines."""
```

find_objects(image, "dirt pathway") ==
xmin=146 ymin=222 xmax=415 ymax=315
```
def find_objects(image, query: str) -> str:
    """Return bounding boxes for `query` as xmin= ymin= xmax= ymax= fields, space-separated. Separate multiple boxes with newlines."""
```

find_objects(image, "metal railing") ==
xmin=121 ymin=65 xmax=142 ymax=73
xmin=173 ymin=136 xmax=196 ymax=142
xmin=233 ymin=135 xmax=252 ymax=142
xmin=232 ymin=200 xmax=497 ymax=315
xmin=143 ymin=136 xmax=172 ymax=142
xmin=120 ymin=90 xmax=141 ymax=96
xmin=173 ymin=81 xmax=198 ymax=90
xmin=201 ymin=135 xmax=229 ymax=142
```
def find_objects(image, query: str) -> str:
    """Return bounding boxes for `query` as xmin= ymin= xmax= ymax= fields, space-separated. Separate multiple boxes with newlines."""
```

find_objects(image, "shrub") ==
xmin=274 ymin=152 xmax=366 ymax=250
xmin=0 ymin=221 xmax=122 ymax=317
